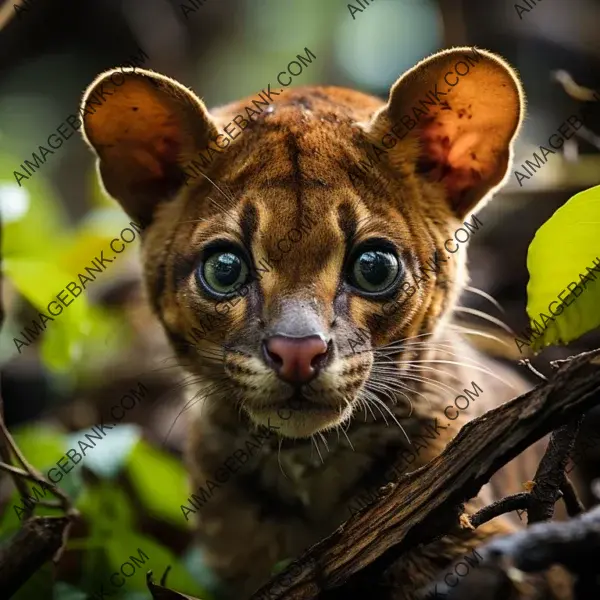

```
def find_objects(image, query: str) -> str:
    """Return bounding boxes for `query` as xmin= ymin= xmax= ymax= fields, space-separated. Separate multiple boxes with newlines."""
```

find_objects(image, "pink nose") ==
xmin=264 ymin=335 xmax=329 ymax=384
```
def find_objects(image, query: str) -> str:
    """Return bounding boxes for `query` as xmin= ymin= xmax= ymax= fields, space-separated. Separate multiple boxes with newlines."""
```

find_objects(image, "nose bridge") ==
xmin=266 ymin=298 xmax=327 ymax=339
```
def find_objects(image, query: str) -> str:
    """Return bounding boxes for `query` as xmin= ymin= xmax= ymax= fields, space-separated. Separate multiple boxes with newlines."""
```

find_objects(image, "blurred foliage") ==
xmin=127 ymin=439 xmax=191 ymax=528
xmin=0 ymin=150 xmax=135 ymax=379
xmin=526 ymin=184 xmax=600 ymax=351
xmin=0 ymin=423 xmax=208 ymax=599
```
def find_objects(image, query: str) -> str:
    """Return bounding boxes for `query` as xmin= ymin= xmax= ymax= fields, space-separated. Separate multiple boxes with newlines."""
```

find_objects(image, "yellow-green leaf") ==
xmin=525 ymin=184 xmax=600 ymax=351
xmin=4 ymin=258 xmax=90 ymax=324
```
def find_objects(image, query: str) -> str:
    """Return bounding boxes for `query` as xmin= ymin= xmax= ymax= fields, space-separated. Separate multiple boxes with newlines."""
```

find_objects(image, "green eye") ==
xmin=201 ymin=251 xmax=249 ymax=295
xmin=351 ymin=250 xmax=400 ymax=293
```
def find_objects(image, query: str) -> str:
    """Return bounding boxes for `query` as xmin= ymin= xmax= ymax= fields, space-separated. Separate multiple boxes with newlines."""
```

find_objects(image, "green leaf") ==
xmin=76 ymin=484 xmax=206 ymax=597
xmin=126 ymin=439 xmax=191 ymax=529
xmin=76 ymin=483 xmax=136 ymax=594
xmin=101 ymin=534 xmax=203 ymax=596
xmin=13 ymin=424 xmax=67 ymax=471
xmin=76 ymin=482 xmax=135 ymax=533
xmin=41 ymin=304 xmax=130 ymax=375
xmin=525 ymin=184 xmax=600 ymax=351
xmin=39 ymin=318 xmax=85 ymax=372
xmin=3 ymin=258 xmax=93 ymax=370
xmin=58 ymin=219 xmax=139 ymax=278
xmin=3 ymin=257 xmax=126 ymax=373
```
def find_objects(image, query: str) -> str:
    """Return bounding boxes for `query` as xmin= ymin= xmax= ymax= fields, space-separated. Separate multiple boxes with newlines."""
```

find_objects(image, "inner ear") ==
xmin=81 ymin=68 xmax=220 ymax=225
xmin=363 ymin=47 xmax=525 ymax=218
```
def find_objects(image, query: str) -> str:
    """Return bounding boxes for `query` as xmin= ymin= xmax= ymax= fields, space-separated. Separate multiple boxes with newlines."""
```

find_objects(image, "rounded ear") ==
xmin=362 ymin=47 xmax=525 ymax=218
xmin=80 ymin=68 xmax=220 ymax=225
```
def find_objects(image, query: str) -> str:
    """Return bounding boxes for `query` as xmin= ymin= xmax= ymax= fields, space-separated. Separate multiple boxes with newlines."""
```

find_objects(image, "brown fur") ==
xmin=80 ymin=48 xmax=572 ymax=599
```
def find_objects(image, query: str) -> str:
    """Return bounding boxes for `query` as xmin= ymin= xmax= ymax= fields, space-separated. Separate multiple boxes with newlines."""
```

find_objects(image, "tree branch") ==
xmin=0 ymin=516 xmax=71 ymax=597
xmin=526 ymin=416 xmax=583 ymax=524
xmin=247 ymin=348 xmax=600 ymax=599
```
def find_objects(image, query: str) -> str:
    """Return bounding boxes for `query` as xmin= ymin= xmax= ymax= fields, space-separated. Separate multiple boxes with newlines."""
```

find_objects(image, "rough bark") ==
xmin=0 ymin=516 xmax=70 ymax=597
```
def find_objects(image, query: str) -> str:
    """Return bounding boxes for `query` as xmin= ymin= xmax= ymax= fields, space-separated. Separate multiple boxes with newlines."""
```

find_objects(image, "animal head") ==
xmin=81 ymin=47 xmax=524 ymax=439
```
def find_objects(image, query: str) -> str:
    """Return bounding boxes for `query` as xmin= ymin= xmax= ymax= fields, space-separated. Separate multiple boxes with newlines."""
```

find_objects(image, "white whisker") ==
xmin=447 ymin=324 xmax=515 ymax=350
xmin=311 ymin=435 xmax=325 ymax=464
xmin=363 ymin=391 xmax=412 ymax=444
xmin=339 ymin=426 xmax=355 ymax=451
xmin=277 ymin=438 xmax=289 ymax=479
xmin=317 ymin=432 xmax=330 ymax=453
xmin=364 ymin=376 xmax=426 ymax=411
xmin=454 ymin=306 xmax=516 ymax=336
xmin=363 ymin=390 xmax=390 ymax=425
xmin=463 ymin=286 xmax=506 ymax=315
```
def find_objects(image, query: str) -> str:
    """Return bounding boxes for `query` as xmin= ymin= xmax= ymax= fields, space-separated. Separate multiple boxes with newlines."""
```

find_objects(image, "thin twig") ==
xmin=0 ymin=431 xmax=36 ymax=520
xmin=560 ymin=475 xmax=585 ymax=517
xmin=552 ymin=70 xmax=599 ymax=102
xmin=518 ymin=358 xmax=547 ymax=381
xmin=0 ymin=379 xmax=76 ymax=518
xmin=469 ymin=492 xmax=531 ymax=528
xmin=160 ymin=565 xmax=172 ymax=587
xmin=0 ymin=460 xmax=43 ymax=483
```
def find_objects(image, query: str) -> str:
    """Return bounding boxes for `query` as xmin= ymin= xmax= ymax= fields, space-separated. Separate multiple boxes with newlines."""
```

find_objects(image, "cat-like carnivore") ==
xmin=80 ymin=48 xmax=569 ymax=599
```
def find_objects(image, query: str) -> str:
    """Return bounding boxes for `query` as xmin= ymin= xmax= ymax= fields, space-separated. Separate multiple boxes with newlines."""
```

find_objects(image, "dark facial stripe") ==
xmin=148 ymin=258 xmax=167 ymax=315
xmin=146 ymin=200 xmax=191 ymax=314
xmin=164 ymin=324 xmax=194 ymax=359
xmin=172 ymin=249 xmax=199 ymax=291
xmin=239 ymin=201 xmax=258 ymax=252
xmin=337 ymin=201 xmax=358 ymax=256
xmin=241 ymin=201 xmax=264 ymax=334
xmin=286 ymin=133 xmax=303 ymax=212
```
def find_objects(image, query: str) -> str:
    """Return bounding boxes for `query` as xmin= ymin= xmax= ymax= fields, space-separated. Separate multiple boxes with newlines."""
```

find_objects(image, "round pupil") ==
xmin=358 ymin=251 xmax=394 ymax=285
xmin=212 ymin=253 xmax=241 ymax=286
